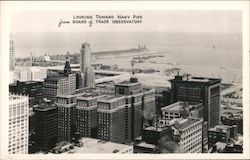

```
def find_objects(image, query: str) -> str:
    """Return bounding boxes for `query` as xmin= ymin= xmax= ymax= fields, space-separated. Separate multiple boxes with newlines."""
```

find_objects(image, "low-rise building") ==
xmin=50 ymin=137 xmax=133 ymax=154
xmin=221 ymin=112 xmax=243 ymax=134
xmin=208 ymin=124 xmax=238 ymax=148
xmin=161 ymin=101 xmax=203 ymax=120
xmin=9 ymin=81 xmax=43 ymax=107
xmin=171 ymin=118 xmax=203 ymax=153
xmin=134 ymin=125 xmax=174 ymax=153
xmin=14 ymin=66 xmax=48 ymax=82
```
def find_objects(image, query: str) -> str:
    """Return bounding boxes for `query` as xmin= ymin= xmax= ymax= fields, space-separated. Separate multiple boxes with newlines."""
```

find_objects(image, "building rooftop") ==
xmin=76 ymin=93 xmax=105 ymax=101
xmin=208 ymin=125 xmax=231 ymax=133
xmin=173 ymin=118 xmax=202 ymax=130
xmin=72 ymin=138 xmax=132 ymax=153
xmin=9 ymin=94 xmax=29 ymax=101
xmin=161 ymin=101 xmax=201 ymax=112
xmin=170 ymin=74 xmax=221 ymax=84
xmin=57 ymin=87 xmax=98 ymax=98
xmin=136 ymin=142 xmax=156 ymax=149
xmin=115 ymin=77 xmax=141 ymax=86
xmin=144 ymin=126 xmax=168 ymax=132
xmin=221 ymin=112 xmax=243 ymax=120
xmin=234 ymin=135 xmax=243 ymax=145
xmin=45 ymin=75 xmax=67 ymax=81
xmin=34 ymin=102 xmax=57 ymax=111
xmin=215 ymin=142 xmax=227 ymax=151
xmin=98 ymin=94 xmax=125 ymax=103
xmin=9 ymin=81 xmax=43 ymax=86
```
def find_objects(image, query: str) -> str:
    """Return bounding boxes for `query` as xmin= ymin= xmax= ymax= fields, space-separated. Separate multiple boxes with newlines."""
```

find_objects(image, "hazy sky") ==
xmin=9 ymin=10 xmax=242 ymax=59
xmin=10 ymin=10 xmax=242 ymax=33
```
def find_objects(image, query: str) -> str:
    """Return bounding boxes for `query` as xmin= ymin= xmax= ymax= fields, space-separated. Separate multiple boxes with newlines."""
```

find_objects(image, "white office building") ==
xmin=9 ymin=94 xmax=29 ymax=154
xmin=171 ymin=118 xmax=203 ymax=153
xmin=14 ymin=66 xmax=47 ymax=82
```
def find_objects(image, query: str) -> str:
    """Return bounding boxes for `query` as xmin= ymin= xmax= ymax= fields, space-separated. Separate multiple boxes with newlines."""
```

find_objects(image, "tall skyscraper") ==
xmin=33 ymin=102 xmax=57 ymax=152
xmin=9 ymin=35 xmax=15 ymax=71
xmin=30 ymin=52 xmax=33 ymax=67
xmin=80 ymin=43 xmax=91 ymax=73
xmin=56 ymin=94 xmax=77 ymax=143
xmin=80 ymin=43 xmax=95 ymax=88
xmin=76 ymin=94 xmax=104 ymax=138
xmin=115 ymin=77 xmax=156 ymax=142
xmin=56 ymin=78 xmax=156 ymax=144
xmin=170 ymin=74 xmax=221 ymax=128
xmin=97 ymin=95 xmax=126 ymax=144
xmin=9 ymin=94 xmax=29 ymax=154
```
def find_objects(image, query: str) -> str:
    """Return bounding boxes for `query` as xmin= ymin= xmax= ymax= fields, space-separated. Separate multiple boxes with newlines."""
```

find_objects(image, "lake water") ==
xmin=14 ymin=32 xmax=242 ymax=83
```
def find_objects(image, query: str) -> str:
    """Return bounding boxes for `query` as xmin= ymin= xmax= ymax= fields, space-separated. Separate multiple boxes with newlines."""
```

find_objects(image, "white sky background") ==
xmin=9 ymin=9 xmax=243 ymax=58
xmin=10 ymin=10 xmax=242 ymax=33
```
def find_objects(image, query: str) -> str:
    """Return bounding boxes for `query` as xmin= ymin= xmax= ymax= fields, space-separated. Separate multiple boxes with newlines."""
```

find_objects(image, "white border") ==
xmin=0 ymin=1 xmax=249 ymax=159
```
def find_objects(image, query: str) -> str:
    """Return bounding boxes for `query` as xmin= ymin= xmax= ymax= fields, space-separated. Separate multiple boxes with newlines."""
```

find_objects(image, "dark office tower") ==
xmin=97 ymin=95 xmax=126 ymax=144
xmin=76 ymin=72 xmax=83 ymax=89
xmin=115 ymin=77 xmax=156 ymax=142
xmin=76 ymin=94 xmax=104 ymax=138
xmin=170 ymin=74 xmax=221 ymax=128
xmin=155 ymin=87 xmax=171 ymax=115
xmin=9 ymin=34 xmax=15 ymax=71
xmin=9 ymin=81 xmax=43 ymax=107
xmin=33 ymin=102 xmax=57 ymax=152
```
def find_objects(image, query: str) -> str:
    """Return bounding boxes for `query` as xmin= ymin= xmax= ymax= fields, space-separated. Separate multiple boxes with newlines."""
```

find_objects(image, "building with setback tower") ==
xmin=115 ymin=77 xmax=156 ymax=142
xmin=170 ymin=73 xmax=221 ymax=128
xmin=80 ymin=43 xmax=95 ymax=88
xmin=43 ymin=56 xmax=76 ymax=102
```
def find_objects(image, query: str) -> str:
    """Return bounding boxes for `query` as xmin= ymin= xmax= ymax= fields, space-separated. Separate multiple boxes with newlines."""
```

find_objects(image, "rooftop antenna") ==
xmin=30 ymin=52 xmax=33 ymax=67
xmin=131 ymin=60 xmax=135 ymax=76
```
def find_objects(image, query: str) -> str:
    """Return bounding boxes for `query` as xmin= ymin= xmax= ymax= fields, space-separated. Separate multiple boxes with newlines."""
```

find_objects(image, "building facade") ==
xmin=115 ymin=77 xmax=156 ymax=142
xmin=97 ymin=95 xmax=126 ymax=144
xmin=171 ymin=118 xmax=203 ymax=153
xmin=221 ymin=112 xmax=243 ymax=134
xmin=208 ymin=125 xmax=238 ymax=148
xmin=9 ymin=35 xmax=15 ymax=71
xmin=161 ymin=101 xmax=203 ymax=120
xmin=43 ymin=59 xmax=76 ymax=102
xmin=76 ymin=94 xmax=104 ymax=138
xmin=43 ymin=76 xmax=69 ymax=102
xmin=56 ymin=88 xmax=98 ymax=143
xmin=9 ymin=94 xmax=29 ymax=154
xmin=9 ymin=81 xmax=43 ymax=107
xmin=56 ymin=95 xmax=77 ymax=142
xmin=14 ymin=66 xmax=48 ymax=82
xmin=33 ymin=103 xmax=57 ymax=152
xmin=80 ymin=43 xmax=95 ymax=88
xmin=170 ymin=74 xmax=221 ymax=128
